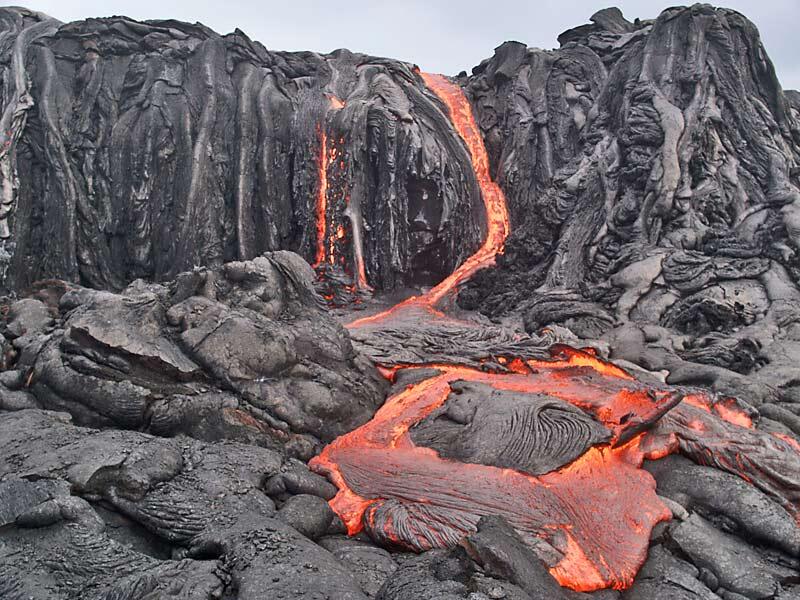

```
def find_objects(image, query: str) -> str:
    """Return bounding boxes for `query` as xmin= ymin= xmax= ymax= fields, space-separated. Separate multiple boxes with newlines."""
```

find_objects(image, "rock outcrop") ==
xmin=2 ymin=251 xmax=385 ymax=458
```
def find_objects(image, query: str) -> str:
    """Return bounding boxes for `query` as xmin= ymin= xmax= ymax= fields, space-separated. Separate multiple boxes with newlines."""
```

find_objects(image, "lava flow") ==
xmin=312 ymin=95 xmax=374 ymax=300
xmin=311 ymin=350 xmax=800 ymax=591
xmin=310 ymin=73 xmax=800 ymax=593
xmin=310 ymin=355 xmax=679 ymax=591
xmin=348 ymin=73 xmax=509 ymax=328
xmin=312 ymin=127 xmax=331 ymax=269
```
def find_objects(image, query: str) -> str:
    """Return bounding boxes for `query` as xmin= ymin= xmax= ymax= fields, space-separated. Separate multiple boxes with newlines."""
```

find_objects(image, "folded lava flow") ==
xmin=310 ymin=351 xmax=800 ymax=592
xmin=310 ymin=70 xmax=800 ymax=594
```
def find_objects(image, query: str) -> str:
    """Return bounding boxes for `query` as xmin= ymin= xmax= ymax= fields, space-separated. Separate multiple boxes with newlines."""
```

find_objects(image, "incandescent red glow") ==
xmin=774 ymin=432 xmax=800 ymax=452
xmin=527 ymin=344 xmax=634 ymax=381
xmin=313 ymin=96 xmax=347 ymax=270
xmin=328 ymin=95 xmax=346 ymax=110
xmin=310 ymin=71 xmax=800 ymax=593
xmin=310 ymin=359 xmax=675 ymax=591
xmin=313 ymin=95 xmax=374 ymax=293
xmin=417 ymin=73 xmax=510 ymax=305
xmin=348 ymin=73 xmax=509 ymax=328
xmin=712 ymin=398 xmax=753 ymax=429
xmin=312 ymin=353 xmax=800 ymax=590
xmin=312 ymin=128 xmax=330 ymax=269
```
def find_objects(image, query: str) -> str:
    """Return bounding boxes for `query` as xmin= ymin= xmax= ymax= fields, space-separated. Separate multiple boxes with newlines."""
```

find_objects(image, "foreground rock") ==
xmin=1 ymin=251 xmax=385 ymax=458
xmin=0 ymin=409 xmax=369 ymax=599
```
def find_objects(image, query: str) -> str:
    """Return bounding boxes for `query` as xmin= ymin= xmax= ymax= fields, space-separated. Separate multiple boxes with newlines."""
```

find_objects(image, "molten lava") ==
xmin=311 ymin=354 xmax=800 ymax=591
xmin=312 ymin=127 xmax=331 ymax=269
xmin=348 ymin=73 xmax=509 ymax=328
xmin=310 ymin=72 xmax=800 ymax=594
xmin=312 ymin=95 xmax=374 ymax=295
xmin=310 ymin=359 xmax=673 ymax=591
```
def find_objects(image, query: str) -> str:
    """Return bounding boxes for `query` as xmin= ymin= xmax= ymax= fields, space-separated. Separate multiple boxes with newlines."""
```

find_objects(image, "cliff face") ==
xmin=0 ymin=8 xmax=485 ymax=293
xmin=461 ymin=6 xmax=800 ymax=329
xmin=3 ymin=6 xmax=800 ymax=337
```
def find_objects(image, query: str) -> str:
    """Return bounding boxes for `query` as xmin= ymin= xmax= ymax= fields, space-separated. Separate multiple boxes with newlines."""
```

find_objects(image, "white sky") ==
xmin=14 ymin=1 xmax=800 ymax=90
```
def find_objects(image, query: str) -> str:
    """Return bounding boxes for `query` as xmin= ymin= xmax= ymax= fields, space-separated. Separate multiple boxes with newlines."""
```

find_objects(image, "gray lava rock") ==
xmin=277 ymin=494 xmax=334 ymax=541
xmin=622 ymin=545 xmax=721 ymax=600
xmin=319 ymin=535 xmax=399 ymax=597
xmin=0 ymin=409 xmax=368 ymax=599
xmin=671 ymin=514 xmax=797 ymax=599
xmin=646 ymin=456 xmax=800 ymax=556
xmin=464 ymin=515 xmax=567 ymax=599
xmin=5 ymin=252 xmax=385 ymax=454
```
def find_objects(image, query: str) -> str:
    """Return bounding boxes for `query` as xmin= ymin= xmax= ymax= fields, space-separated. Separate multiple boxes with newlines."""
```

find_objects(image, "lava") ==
xmin=312 ymin=95 xmax=373 ymax=294
xmin=313 ymin=97 xmax=346 ymax=270
xmin=312 ymin=127 xmax=330 ymax=269
xmin=310 ymin=72 xmax=800 ymax=593
xmin=310 ymin=360 xmax=674 ymax=591
xmin=312 ymin=354 xmax=800 ymax=591
xmin=348 ymin=73 xmax=509 ymax=328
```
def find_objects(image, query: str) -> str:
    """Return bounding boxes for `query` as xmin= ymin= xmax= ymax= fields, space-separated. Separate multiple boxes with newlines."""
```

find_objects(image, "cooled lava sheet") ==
xmin=410 ymin=381 xmax=612 ymax=475
xmin=347 ymin=304 xmax=556 ymax=367
xmin=310 ymin=350 xmax=800 ymax=592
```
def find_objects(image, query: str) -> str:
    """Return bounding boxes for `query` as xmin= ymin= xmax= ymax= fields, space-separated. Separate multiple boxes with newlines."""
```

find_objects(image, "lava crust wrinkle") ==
xmin=310 ymin=72 xmax=800 ymax=594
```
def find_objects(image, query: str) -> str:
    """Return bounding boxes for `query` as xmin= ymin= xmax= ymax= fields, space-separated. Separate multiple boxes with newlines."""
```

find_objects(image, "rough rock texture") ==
xmin=0 ymin=409 xmax=370 ymax=599
xmin=411 ymin=381 xmax=611 ymax=475
xmin=2 ymin=251 xmax=385 ymax=457
xmin=0 ymin=7 xmax=486 ymax=294
xmin=1 ymin=4 xmax=800 ymax=600
xmin=459 ymin=5 xmax=800 ymax=417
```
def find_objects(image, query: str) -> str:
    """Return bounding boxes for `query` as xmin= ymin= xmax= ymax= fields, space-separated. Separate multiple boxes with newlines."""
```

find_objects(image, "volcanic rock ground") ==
xmin=1 ymin=4 xmax=800 ymax=600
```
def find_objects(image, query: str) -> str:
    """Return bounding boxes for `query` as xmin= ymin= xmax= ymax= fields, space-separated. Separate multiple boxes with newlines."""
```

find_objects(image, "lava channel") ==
xmin=310 ymin=352 xmax=800 ymax=592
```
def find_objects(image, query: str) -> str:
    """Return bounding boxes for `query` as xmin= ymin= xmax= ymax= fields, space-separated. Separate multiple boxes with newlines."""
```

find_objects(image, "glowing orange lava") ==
xmin=311 ymin=358 xmax=674 ymax=591
xmin=310 ymin=71 xmax=800 ymax=594
xmin=312 ymin=128 xmax=330 ymax=268
xmin=348 ymin=73 xmax=509 ymax=328
xmin=313 ymin=97 xmax=346 ymax=269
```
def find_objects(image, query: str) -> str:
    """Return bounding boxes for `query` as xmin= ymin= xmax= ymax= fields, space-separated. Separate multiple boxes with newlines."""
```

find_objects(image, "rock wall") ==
xmin=462 ymin=5 xmax=800 ymax=322
xmin=458 ymin=6 xmax=800 ymax=410
xmin=0 ymin=7 xmax=485 ymax=293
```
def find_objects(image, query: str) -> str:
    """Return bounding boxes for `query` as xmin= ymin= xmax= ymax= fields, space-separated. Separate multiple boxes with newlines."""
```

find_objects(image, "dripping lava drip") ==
xmin=308 ymin=74 xmax=800 ymax=592
xmin=313 ymin=94 xmax=373 ymax=306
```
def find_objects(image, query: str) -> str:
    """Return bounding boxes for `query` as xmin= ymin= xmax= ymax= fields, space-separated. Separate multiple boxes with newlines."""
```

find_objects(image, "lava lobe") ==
xmin=310 ymin=73 xmax=800 ymax=593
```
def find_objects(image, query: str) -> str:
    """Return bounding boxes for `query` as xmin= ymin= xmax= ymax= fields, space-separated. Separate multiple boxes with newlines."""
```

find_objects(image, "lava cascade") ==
xmin=310 ymin=73 xmax=800 ymax=593
xmin=312 ymin=96 xmax=372 ymax=301
xmin=348 ymin=73 xmax=510 ymax=328
xmin=312 ymin=128 xmax=331 ymax=269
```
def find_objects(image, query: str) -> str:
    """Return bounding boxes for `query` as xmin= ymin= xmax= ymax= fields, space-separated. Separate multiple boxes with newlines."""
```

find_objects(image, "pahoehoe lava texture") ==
xmin=2 ymin=250 xmax=386 ymax=457
xmin=410 ymin=381 xmax=612 ymax=475
xmin=0 ymin=7 xmax=486 ymax=293
xmin=1 ymin=3 xmax=800 ymax=600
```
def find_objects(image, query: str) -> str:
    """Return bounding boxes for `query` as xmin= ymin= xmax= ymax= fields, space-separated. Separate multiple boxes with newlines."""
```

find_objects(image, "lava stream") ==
xmin=310 ymin=359 xmax=673 ymax=591
xmin=311 ymin=354 xmax=800 ymax=591
xmin=312 ymin=127 xmax=331 ymax=269
xmin=348 ymin=73 xmax=509 ymax=328
xmin=310 ymin=71 xmax=800 ymax=594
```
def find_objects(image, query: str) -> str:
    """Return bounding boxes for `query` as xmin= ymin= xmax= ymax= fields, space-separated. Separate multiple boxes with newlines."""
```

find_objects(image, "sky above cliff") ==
xmin=25 ymin=0 xmax=800 ymax=90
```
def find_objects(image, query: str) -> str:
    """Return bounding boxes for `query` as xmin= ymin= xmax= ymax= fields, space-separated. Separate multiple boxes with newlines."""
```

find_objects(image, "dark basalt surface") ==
xmin=459 ymin=5 xmax=800 ymax=411
xmin=2 ymin=250 xmax=386 ymax=457
xmin=0 ymin=7 xmax=485 ymax=293
xmin=411 ymin=381 xmax=612 ymax=475
xmin=0 ymin=3 xmax=800 ymax=600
